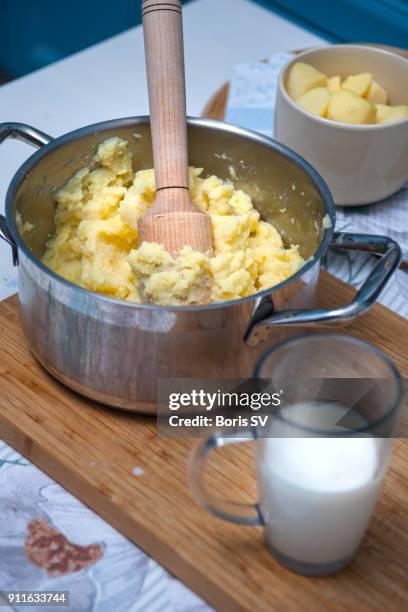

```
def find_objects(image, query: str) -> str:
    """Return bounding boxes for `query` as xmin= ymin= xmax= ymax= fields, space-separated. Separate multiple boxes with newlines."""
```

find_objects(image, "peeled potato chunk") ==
xmin=327 ymin=75 xmax=341 ymax=93
xmin=366 ymin=80 xmax=388 ymax=105
xmin=376 ymin=104 xmax=408 ymax=124
xmin=287 ymin=62 xmax=327 ymax=101
xmin=296 ymin=87 xmax=330 ymax=117
xmin=328 ymin=90 xmax=376 ymax=124
xmin=342 ymin=72 xmax=372 ymax=97
xmin=375 ymin=104 xmax=391 ymax=123
xmin=289 ymin=62 xmax=401 ymax=126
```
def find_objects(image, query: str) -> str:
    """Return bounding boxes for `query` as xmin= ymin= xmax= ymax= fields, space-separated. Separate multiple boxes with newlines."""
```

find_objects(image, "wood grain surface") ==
xmin=0 ymin=275 xmax=407 ymax=611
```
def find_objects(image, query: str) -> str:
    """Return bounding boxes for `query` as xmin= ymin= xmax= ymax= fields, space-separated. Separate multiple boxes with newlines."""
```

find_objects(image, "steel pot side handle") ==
xmin=0 ymin=122 xmax=52 ymax=149
xmin=0 ymin=215 xmax=18 ymax=265
xmin=245 ymin=232 xmax=402 ymax=346
xmin=0 ymin=123 xmax=53 ymax=265
xmin=188 ymin=430 xmax=263 ymax=526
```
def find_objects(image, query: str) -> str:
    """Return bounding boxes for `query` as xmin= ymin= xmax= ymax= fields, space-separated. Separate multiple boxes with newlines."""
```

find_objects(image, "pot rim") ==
xmin=6 ymin=116 xmax=335 ymax=312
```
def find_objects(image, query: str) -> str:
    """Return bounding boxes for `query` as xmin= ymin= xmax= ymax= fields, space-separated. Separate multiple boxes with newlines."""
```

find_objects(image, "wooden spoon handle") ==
xmin=142 ymin=0 xmax=191 ymax=208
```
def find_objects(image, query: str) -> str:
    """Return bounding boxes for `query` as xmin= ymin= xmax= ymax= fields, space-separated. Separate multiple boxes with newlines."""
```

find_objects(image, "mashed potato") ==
xmin=42 ymin=137 xmax=304 ymax=305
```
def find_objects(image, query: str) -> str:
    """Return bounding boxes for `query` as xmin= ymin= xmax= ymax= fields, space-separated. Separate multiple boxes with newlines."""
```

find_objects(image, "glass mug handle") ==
xmin=188 ymin=430 xmax=264 ymax=526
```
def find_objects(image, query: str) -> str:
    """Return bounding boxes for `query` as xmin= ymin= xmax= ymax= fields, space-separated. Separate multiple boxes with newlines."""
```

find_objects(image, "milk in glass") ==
xmin=257 ymin=402 xmax=386 ymax=567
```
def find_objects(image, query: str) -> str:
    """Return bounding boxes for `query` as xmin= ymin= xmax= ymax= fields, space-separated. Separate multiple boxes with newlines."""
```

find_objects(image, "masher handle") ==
xmin=142 ymin=0 xmax=191 ymax=210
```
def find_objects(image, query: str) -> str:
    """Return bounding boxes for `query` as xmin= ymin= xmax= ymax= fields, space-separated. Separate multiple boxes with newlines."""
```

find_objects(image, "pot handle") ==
xmin=0 ymin=123 xmax=53 ymax=265
xmin=245 ymin=232 xmax=401 ymax=346
xmin=0 ymin=215 xmax=18 ymax=266
xmin=0 ymin=122 xmax=52 ymax=148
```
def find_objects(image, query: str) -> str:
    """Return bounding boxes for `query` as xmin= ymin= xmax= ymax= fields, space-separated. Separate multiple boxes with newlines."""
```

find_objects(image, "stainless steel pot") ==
xmin=0 ymin=118 xmax=401 ymax=413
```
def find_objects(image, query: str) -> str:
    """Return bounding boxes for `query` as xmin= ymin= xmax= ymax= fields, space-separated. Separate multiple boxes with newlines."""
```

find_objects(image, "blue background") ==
xmin=0 ymin=0 xmax=407 ymax=79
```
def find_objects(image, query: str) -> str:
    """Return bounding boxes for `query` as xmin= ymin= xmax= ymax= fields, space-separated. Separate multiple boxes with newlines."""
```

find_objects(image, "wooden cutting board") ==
xmin=0 ymin=276 xmax=407 ymax=611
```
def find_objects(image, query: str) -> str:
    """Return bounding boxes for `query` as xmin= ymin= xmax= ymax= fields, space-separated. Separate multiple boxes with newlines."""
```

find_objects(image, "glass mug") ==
xmin=188 ymin=334 xmax=403 ymax=576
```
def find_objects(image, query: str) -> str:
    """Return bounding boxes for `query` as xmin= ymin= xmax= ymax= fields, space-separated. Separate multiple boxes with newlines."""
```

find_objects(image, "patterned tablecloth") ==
xmin=1 ymin=53 xmax=407 ymax=612
xmin=0 ymin=442 xmax=210 ymax=612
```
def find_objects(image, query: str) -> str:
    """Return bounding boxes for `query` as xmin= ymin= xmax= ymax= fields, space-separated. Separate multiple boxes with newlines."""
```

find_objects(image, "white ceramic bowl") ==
xmin=275 ymin=45 xmax=408 ymax=206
